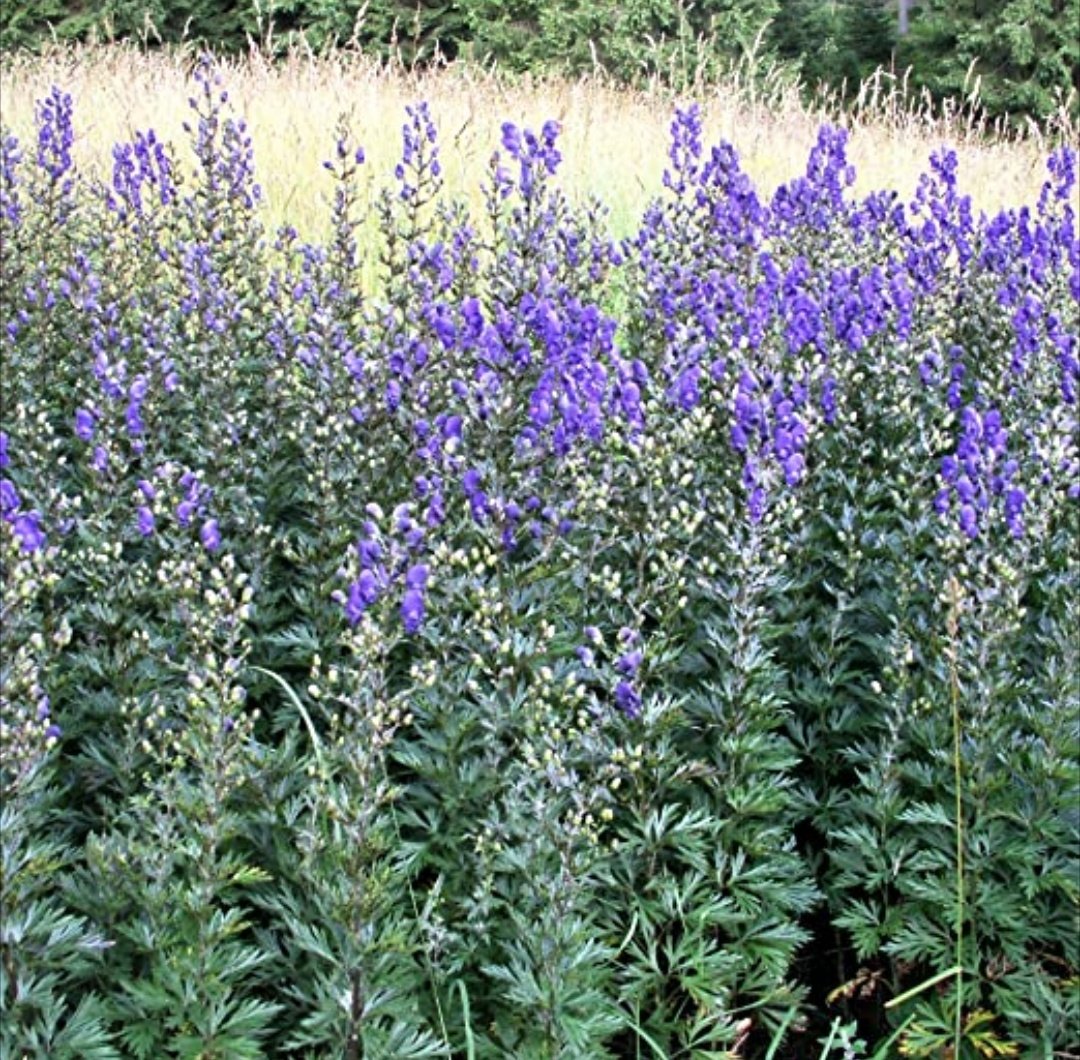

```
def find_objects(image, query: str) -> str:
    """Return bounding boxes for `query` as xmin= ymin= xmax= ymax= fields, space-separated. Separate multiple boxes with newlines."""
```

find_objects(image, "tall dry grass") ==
xmin=0 ymin=43 xmax=1073 ymax=240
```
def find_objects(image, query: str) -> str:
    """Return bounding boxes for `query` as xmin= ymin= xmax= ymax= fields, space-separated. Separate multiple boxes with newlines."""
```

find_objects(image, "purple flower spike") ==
xmin=200 ymin=518 xmax=221 ymax=551
xmin=617 ymin=649 xmax=643 ymax=675
xmin=0 ymin=431 xmax=8 ymax=468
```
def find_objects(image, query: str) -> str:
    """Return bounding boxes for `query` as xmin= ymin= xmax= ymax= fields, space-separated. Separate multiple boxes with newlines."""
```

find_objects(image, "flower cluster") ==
xmin=935 ymin=406 xmax=1023 ymax=538
xmin=35 ymin=85 xmax=74 ymax=187
xmin=1 ymin=453 xmax=46 ymax=553
xmin=108 ymin=129 xmax=176 ymax=220
xmin=338 ymin=504 xmax=433 ymax=633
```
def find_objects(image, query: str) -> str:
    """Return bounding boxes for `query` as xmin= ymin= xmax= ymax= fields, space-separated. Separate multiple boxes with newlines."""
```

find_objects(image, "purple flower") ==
xmin=176 ymin=499 xmax=196 ymax=526
xmin=782 ymin=453 xmax=806 ymax=487
xmin=469 ymin=490 xmax=490 ymax=524
xmin=356 ymin=569 xmax=381 ymax=605
xmin=358 ymin=537 xmax=383 ymax=568
xmin=345 ymin=573 xmax=381 ymax=625
xmin=137 ymin=506 xmax=155 ymax=537
xmin=0 ymin=431 xmax=8 ymax=468
xmin=12 ymin=511 xmax=46 ymax=552
xmin=462 ymin=468 xmax=483 ymax=494
xmin=956 ymin=476 xmax=977 ymax=504
xmin=443 ymin=415 xmax=463 ymax=442
xmin=501 ymin=122 xmax=522 ymax=156
xmin=821 ymin=378 xmax=838 ymax=424
xmin=0 ymin=478 xmax=19 ymax=517
xmin=44 ymin=723 xmax=62 ymax=741
xmin=200 ymin=518 xmax=221 ymax=551
xmin=125 ymin=403 xmax=145 ymax=437
xmin=529 ymin=393 xmax=552 ymax=427
xmin=616 ymin=649 xmax=643 ymax=675
xmin=1005 ymin=487 xmax=1026 ymax=538
xmin=75 ymin=408 xmax=95 ymax=441
xmin=405 ymin=563 xmax=429 ymax=590
xmin=748 ymin=486 xmax=767 ymax=524
xmin=615 ymin=680 xmax=641 ymax=718
xmin=91 ymin=446 xmax=109 ymax=473
xmin=402 ymin=587 xmax=426 ymax=634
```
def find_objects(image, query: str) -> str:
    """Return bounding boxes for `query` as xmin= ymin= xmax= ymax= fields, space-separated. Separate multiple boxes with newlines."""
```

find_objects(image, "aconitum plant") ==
xmin=0 ymin=68 xmax=1076 ymax=1060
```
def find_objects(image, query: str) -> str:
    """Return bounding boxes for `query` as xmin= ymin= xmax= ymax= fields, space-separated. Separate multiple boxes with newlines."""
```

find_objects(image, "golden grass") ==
xmin=0 ymin=43 xmax=1072 ymax=241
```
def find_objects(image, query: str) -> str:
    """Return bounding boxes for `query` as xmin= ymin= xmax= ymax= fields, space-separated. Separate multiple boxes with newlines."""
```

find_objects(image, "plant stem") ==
xmin=946 ymin=576 xmax=965 ymax=1054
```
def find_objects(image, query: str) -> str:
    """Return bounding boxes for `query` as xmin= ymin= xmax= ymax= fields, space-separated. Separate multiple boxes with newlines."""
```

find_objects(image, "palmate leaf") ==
xmin=118 ymin=1016 xmax=165 ymax=1060
xmin=41 ymin=994 xmax=122 ymax=1060
xmin=899 ymin=1003 xmax=1020 ymax=1059
xmin=0 ymin=993 xmax=120 ymax=1060
xmin=367 ymin=1020 xmax=453 ymax=1059
xmin=174 ymin=997 xmax=283 ymax=1060
xmin=834 ymin=896 xmax=902 ymax=960
xmin=885 ymin=912 xmax=955 ymax=967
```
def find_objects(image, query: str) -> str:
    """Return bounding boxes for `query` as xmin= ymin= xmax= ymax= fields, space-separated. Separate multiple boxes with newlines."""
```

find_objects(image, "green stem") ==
xmin=947 ymin=576 xmax=965 ymax=1054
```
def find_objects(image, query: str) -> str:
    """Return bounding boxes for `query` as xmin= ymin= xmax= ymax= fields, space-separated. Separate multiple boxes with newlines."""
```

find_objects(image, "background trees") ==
xmin=0 ymin=2 xmax=1076 ymax=149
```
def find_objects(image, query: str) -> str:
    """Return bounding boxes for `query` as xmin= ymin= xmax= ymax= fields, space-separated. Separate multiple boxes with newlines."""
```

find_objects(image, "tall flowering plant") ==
xmin=1 ymin=63 xmax=1076 ymax=1057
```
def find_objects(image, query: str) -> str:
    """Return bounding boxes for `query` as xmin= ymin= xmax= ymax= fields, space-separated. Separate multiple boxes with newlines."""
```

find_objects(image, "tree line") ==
xmin=2 ymin=1 xmax=1077 ymax=125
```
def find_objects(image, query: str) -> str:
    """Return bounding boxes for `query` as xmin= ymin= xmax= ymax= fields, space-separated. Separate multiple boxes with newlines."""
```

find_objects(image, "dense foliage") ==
xmin=1 ymin=63 xmax=1078 ymax=1058
xmin=1 ymin=0 xmax=1078 ymax=123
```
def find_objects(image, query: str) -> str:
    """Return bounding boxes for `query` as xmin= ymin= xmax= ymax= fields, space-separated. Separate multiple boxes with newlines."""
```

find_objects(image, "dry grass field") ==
xmin=1 ymin=43 xmax=1073 ymax=241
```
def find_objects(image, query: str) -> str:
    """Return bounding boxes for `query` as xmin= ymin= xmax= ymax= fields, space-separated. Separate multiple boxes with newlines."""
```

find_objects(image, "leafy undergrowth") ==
xmin=1 ymin=59 xmax=1077 ymax=1059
